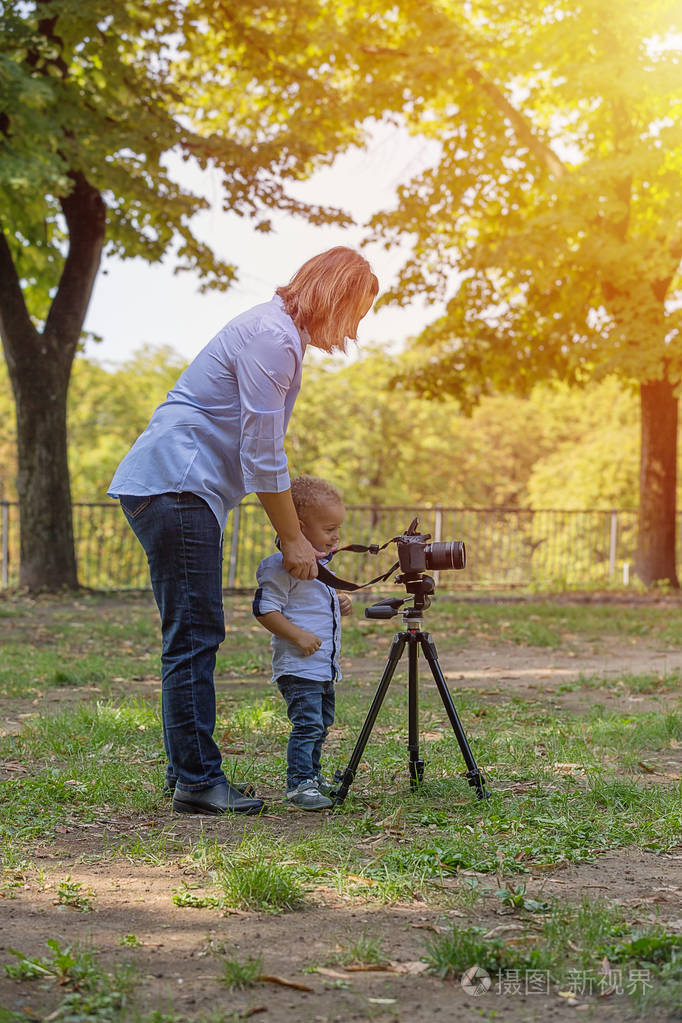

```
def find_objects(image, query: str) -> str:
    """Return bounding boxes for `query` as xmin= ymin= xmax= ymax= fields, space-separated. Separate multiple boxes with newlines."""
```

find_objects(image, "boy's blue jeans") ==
xmin=119 ymin=492 xmax=227 ymax=794
xmin=277 ymin=675 xmax=336 ymax=789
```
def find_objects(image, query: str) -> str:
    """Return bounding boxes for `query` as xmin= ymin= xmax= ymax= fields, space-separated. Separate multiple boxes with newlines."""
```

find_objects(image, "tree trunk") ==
xmin=13 ymin=362 xmax=77 ymax=590
xmin=636 ymin=378 xmax=679 ymax=587
xmin=0 ymin=171 xmax=106 ymax=591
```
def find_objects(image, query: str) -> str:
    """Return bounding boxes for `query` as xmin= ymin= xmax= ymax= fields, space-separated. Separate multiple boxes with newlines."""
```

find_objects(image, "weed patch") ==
xmin=3 ymin=940 xmax=136 ymax=1021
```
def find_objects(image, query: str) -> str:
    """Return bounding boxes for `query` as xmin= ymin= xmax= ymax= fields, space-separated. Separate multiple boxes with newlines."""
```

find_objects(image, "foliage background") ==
xmin=0 ymin=347 xmax=652 ymax=512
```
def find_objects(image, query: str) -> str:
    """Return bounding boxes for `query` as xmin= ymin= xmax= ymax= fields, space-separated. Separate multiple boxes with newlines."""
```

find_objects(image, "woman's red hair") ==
xmin=277 ymin=247 xmax=378 ymax=352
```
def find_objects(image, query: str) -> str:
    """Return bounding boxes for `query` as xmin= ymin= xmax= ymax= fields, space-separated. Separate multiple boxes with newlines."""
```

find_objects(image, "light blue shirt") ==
xmin=108 ymin=296 xmax=306 ymax=530
xmin=253 ymin=551 xmax=342 ymax=683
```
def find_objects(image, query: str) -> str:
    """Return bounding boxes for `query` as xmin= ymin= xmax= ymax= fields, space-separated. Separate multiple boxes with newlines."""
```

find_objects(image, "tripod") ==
xmin=331 ymin=573 xmax=487 ymax=806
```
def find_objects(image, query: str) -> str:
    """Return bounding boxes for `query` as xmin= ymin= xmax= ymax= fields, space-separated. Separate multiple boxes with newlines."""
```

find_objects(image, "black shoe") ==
xmin=172 ymin=781 xmax=265 ymax=816
xmin=162 ymin=780 xmax=255 ymax=799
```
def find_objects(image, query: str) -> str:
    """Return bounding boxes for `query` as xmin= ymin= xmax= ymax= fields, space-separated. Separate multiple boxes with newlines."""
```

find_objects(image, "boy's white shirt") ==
xmin=253 ymin=551 xmax=342 ymax=683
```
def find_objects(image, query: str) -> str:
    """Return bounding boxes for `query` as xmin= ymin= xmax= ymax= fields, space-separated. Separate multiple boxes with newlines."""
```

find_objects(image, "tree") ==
xmin=287 ymin=354 xmax=464 ymax=508
xmin=66 ymin=346 xmax=189 ymax=501
xmin=525 ymin=380 xmax=640 ymax=510
xmin=285 ymin=352 xmax=556 ymax=508
xmin=364 ymin=0 xmax=682 ymax=585
xmin=0 ymin=0 xmax=388 ymax=590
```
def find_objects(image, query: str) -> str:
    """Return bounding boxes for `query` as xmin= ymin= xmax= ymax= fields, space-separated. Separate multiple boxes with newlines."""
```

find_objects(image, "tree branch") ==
xmin=359 ymin=43 xmax=567 ymax=180
xmin=44 ymin=171 xmax=106 ymax=361
xmin=0 ymin=228 xmax=39 ymax=376
xmin=465 ymin=67 xmax=567 ymax=180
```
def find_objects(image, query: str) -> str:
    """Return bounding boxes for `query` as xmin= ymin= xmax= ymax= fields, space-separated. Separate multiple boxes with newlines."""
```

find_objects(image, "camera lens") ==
xmin=425 ymin=541 xmax=466 ymax=571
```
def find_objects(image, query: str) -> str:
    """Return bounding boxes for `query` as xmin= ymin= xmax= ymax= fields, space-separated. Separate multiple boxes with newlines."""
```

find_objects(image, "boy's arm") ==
xmin=256 ymin=611 xmax=322 ymax=657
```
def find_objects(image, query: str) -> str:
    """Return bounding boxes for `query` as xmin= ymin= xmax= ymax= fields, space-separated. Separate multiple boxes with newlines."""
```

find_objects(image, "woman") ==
xmin=108 ymin=247 xmax=378 ymax=815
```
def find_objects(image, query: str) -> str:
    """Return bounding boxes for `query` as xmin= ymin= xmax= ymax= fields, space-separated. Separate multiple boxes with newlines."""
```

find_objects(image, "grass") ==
xmin=218 ymin=859 xmax=305 ymax=912
xmin=57 ymin=875 xmax=95 ymax=911
xmin=339 ymin=596 xmax=682 ymax=654
xmin=423 ymin=900 xmax=682 ymax=1006
xmin=559 ymin=669 xmax=682 ymax=694
xmin=2 ymin=939 xmax=137 ymax=1021
xmin=0 ymin=590 xmax=680 ymax=1019
xmin=331 ymin=929 xmax=389 ymax=967
xmin=1 ymin=694 xmax=680 ymax=874
xmin=2 ymin=682 xmax=680 ymax=861
xmin=219 ymin=952 xmax=264 ymax=989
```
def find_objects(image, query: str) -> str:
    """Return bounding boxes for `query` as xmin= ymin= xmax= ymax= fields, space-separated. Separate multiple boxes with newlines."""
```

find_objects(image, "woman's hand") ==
xmin=280 ymin=533 xmax=322 ymax=580
xmin=256 ymin=490 xmax=322 ymax=579
xmin=339 ymin=593 xmax=353 ymax=616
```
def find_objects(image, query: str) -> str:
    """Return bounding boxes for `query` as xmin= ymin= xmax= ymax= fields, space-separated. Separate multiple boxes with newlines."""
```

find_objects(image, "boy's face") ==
xmin=299 ymin=497 xmax=345 ymax=555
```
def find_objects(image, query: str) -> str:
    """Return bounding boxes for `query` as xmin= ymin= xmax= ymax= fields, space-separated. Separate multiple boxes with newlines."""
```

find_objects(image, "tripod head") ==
xmin=364 ymin=572 xmax=436 ymax=621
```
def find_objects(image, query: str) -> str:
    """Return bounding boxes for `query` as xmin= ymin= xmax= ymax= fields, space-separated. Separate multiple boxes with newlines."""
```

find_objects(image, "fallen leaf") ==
xmin=258 ymin=974 xmax=314 ymax=992
xmin=599 ymin=956 xmax=612 ymax=976
xmin=485 ymin=924 xmax=524 ymax=938
xmin=388 ymin=960 xmax=429 ymax=975
xmin=345 ymin=964 xmax=392 ymax=973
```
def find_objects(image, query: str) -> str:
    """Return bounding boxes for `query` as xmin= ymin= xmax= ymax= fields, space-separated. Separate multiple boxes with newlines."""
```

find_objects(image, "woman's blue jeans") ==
xmin=119 ymin=493 xmax=227 ymax=793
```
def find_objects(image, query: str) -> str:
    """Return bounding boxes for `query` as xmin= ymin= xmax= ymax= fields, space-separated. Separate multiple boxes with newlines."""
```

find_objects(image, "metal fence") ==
xmin=0 ymin=499 xmax=650 ymax=591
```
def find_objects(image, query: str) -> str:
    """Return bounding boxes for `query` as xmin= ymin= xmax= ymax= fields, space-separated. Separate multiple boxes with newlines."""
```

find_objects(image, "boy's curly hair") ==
xmin=290 ymin=476 xmax=343 ymax=519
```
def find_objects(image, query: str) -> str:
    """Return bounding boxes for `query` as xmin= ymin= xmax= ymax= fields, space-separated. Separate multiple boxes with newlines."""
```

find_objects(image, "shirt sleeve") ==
xmin=253 ymin=558 xmax=293 ymax=617
xmin=236 ymin=329 xmax=297 ymax=493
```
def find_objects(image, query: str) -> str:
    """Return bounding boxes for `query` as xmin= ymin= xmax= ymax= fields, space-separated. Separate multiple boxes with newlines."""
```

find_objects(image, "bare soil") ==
xmin=1 ymin=592 xmax=681 ymax=1022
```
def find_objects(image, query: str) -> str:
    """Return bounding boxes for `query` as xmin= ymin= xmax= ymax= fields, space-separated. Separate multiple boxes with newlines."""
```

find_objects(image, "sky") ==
xmin=82 ymin=125 xmax=446 ymax=368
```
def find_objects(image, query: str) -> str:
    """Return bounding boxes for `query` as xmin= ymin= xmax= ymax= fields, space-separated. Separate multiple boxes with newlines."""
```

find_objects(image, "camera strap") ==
xmin=315 ymin=539 xmax=401 ymax=592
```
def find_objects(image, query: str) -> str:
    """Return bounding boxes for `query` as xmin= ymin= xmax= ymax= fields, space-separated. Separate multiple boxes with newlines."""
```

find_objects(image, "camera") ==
xmin=396 ymin=518 xmax=466 ymax=575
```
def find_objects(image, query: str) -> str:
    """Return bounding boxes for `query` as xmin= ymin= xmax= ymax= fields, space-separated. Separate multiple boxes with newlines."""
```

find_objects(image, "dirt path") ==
xmin=1 ymin=596 xmax=681 ymax=1021
xmin=2 ymin=833 xmax=680 ymax=1021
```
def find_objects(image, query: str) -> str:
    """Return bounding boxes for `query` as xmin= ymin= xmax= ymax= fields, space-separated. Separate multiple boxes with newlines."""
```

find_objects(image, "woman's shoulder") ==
xmin=233 ymin=296 xmax=296 ymax=339
xmin=213 ymin=297 xmax=303 ymax=369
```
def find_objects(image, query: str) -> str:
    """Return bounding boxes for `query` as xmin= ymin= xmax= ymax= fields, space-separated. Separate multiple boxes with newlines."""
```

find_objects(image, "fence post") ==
xmin=433 ymin=506 xmax=443 ymax=585
xmin=1 ymin=502 xmax=8 ymax=588
xmin=609 ymin=510 xmax=618 ymax=579
xmin=227 ymin=504 xmax=241 ymax=588
xmin=434 ymin=506 xmax=443 ymax=543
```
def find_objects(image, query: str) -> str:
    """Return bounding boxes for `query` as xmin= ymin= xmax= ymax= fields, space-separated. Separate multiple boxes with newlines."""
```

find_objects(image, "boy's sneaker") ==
xmin=286 ymin=779 xmax=333 ymax=811
xmin=315 ymin=773 xmax=333 ymax=796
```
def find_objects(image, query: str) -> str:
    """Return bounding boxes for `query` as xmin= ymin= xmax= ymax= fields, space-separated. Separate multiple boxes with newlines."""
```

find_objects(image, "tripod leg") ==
xmin=407 ymin=632 xmax=424 ymax=789
xmin=332 ymin=632 xmax=407 ymax=805
xmin=419 ymin=632 xmax=487 ymax=800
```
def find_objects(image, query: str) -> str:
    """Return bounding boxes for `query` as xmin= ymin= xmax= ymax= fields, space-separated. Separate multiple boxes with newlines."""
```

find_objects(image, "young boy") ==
xmin=252 ymin=476 xmax=352 ymax=810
